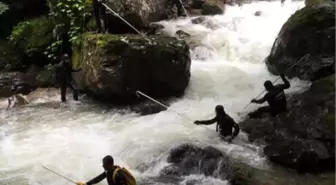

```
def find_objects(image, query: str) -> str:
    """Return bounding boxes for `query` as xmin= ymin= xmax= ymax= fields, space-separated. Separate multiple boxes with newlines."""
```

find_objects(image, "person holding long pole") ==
xmin=248 ymin=73 xmax=291 ymax=119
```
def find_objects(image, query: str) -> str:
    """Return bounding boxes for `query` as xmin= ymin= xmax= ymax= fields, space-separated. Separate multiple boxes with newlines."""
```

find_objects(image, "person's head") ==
xmin=215 ymin=105 xmax=225 ymax=115
xmin=62 ymin=54 xmax=70 ymax=63
xmin=102 ymin=155 xmax=114 ymax=171
xmin=264 ymin=80 xmax=274 ymax=91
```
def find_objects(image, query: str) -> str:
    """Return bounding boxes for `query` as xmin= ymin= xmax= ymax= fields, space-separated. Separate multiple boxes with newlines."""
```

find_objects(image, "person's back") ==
xmin=265 ymin=84 xmax=287 ymax=112
xmin=77 ymin=155 xmax=136 ymax=185
xmin=194 ymin=105 xmax=240 ymax=141
xmin=217 ymin=114 xmax=237 ymax=137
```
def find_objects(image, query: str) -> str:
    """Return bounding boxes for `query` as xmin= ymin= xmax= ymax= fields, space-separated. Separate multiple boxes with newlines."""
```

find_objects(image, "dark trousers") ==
xmin=248 ymin=106 xmax=281 ymax=119
xmin=60 ymin=80 xmax=79 ymax=102
xmin=93 ymin=0 xmax=107 ymax=33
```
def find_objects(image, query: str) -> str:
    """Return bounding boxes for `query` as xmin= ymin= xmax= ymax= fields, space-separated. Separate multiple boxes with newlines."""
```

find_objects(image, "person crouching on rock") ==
xmin=248 ymin=73 xmax=290 ymax=118
xmin=55 ymin=54 xmax=81 ymax=102
xmin=76 ymin=155 xmax=136 ymax=185
xmin=194 ymin=105 xmax=240 ymax=142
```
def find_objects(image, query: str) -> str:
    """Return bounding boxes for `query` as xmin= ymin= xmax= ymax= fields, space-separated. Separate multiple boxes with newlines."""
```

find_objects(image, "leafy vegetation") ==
xmin=0 ymin=2 xmax=9 ymax=15
xmin=46 ymin=0 xmax=92 ymax=61
xmin=9 ymin=16 xmax=54 ymax=59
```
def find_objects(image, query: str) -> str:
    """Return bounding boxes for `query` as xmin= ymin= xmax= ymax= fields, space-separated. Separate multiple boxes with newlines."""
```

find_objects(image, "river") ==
xmin=0 ymin=1 xmax=315 ymax=185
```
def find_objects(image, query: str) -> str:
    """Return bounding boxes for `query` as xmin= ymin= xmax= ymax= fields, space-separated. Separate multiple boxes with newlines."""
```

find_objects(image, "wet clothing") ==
xmin=86 ymin=167 xmax=127 ymax=185
xmin=93 ymin=0 xmax=107 ymax=33
xmin=56 ymin=60 xmax=80 ymax=102
xmin=249 ymin=75 xmax=290 ymax=118
xmin=197 ymin=113 xmax=240 ymax=138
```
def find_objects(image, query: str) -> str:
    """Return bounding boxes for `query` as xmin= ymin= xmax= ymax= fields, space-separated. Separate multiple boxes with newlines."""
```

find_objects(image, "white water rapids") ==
xmin=0 ymin=1 xmax=309 ymax=185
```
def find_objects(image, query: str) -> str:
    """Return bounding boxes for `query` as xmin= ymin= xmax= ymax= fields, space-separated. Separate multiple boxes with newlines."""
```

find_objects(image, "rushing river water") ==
xmin=0 ymin=1 xmax=317 ymax=185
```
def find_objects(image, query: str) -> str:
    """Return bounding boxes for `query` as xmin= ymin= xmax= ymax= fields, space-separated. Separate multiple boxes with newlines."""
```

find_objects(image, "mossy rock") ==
xmin=265 ymin=3 xmax=335 ymax=80
xmin=73 ymin=33 xmax=191 ymax=104
xmin=305 ymin=0 xmax=333 ymax=6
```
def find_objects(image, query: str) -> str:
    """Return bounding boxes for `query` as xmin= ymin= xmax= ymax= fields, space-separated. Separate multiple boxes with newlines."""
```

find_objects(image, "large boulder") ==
xmin=73 ymin=33 xmax=191 ymax=104
xmin=201 ymin=1 xmax=224 ymax=15
xmin=155 ymin=144 xmax=335 ymax=185
xmin=104 ymin=0 xmax=174 ymax=33
xmin=162 ymin=144 xmax=232 ymax=179
xmin=240 ymin=74 xmax=335 ymax=172
xmin=265 ymin=3 xmax=335 ymax=80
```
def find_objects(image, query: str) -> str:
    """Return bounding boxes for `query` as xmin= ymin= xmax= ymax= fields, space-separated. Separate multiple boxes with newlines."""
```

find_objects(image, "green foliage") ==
xmin=9 ymin=16 xmax=54 ymax=58
xmin=0 ymin=2 xmax=9 ymax=15
xmin=46 ymin=0 xmax=92 ymax=61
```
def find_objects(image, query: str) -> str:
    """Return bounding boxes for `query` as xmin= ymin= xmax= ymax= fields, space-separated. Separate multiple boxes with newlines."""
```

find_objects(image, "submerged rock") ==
xmin=254 ymin=11 xmax=262 ymax=16
xmin=163 ymin=144 xmax=232 ymax=179
xmin=176 ymin=30 xmax=191 ymax=39
xmin=191 ymin=16 xmax=206 ymax=24
xmin=73 ymin=33 xmax=191 ymax=104
xmin=265 ymin=3 xmax=335 ymax=80
xmin=146 ymin=23 xmax=165 ymax=35
xmin=131 ymin=100 xmax=167 ymax=115
xmin=240 ymin=74 xmax=335 ymax=172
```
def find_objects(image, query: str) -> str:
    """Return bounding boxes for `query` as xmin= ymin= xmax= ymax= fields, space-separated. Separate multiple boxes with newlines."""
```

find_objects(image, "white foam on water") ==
xmin=0 ymin=1 xmax=308 ymax=184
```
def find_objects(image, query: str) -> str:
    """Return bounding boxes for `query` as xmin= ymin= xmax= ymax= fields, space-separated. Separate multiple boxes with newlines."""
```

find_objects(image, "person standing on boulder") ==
xmin=93 ymin=0 xmax=107 ymax=33
xmin=56 ymin=54 xmax=81 ymax=102
xmin=248 ymin=73 xmax=291 ymax=118
xmin=194 ymin=105 xmax=240 ymax=142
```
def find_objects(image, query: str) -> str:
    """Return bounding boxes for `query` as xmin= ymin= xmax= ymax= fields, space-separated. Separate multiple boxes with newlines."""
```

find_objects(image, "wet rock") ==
xmin=147 ymin=23 xmax=165 ymax=35
xmin=0 ymin=72 xmax=20 ymax=97
xmin=240 ymin=74 xmax=335 ymax=172
xmin=191 ymin=0 xmax=205 ymax=9
xmin=305 ymin=0 xmax=333 ymax=6
xmin=73 ymin=33 xmax=191 ymax=104
xmin=254 ymin=11 xmax=262 ymax=16
xmin=191 ymin=45 xmax=215 ymax=61
xmin=176 ymin=30 xmax=191 ymax=39
xmin=131 ymin=100 xmax=167 ymax=115
xmin=161 ymin=143 xmax=325 ymax=185
xmin=201 ymin=2 xmax=224 ymax=15
xmin=311 ymin=62 xmax=335 ymax=81
xmin=265 ymin=3 xmax=335 ymax=80
xmin=0 ymin=71 xmax=38 ymax=97
xmin=104 ymin=0 xmax=172 ymax=33
xmin=163 ymin=144 xmax=232 ymax=179
xmin=191 ymin=16 xmax=206 ymax=24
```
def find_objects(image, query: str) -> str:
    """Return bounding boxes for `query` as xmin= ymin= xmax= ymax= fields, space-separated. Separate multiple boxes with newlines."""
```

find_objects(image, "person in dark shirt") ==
xmin=77 ymin=155 xmax=128 ymax=185
xmin=248 ymin=74 xmax=291 ymax=118
xmin=194 ymin=105 xmax=240 ymax=142
xmin=56 ymin=54 xmax=81 ymax=102
xmin=93 ymin=0 xmax=107 ymax=33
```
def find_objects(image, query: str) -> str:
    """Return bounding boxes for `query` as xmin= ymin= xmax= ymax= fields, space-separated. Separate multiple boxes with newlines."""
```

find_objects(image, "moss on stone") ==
xmin=83 ymin=33 xmax=123 ymax=48
xmin=323 ymin=114 xmax=335 ymax=134
xmin=281 ymin=3 xmax=335 ymax=33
